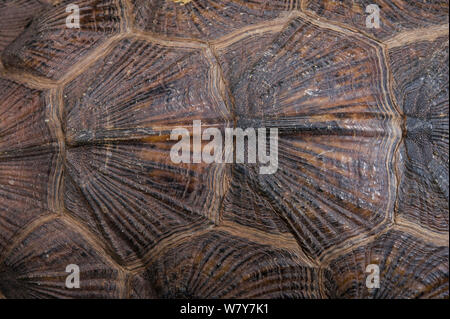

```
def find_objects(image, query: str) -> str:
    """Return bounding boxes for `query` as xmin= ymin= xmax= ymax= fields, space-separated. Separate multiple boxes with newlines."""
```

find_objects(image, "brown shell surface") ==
xmin=0 ymin=0 xmax=448 ymax=298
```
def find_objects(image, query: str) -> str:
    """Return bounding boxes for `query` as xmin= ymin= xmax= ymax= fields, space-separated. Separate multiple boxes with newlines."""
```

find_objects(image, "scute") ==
xmin=61 ymin=37 xmax=232 ymax=265
xmin=389 ymin=37 xmax=449 ymax=233
xmin=0 ymin=0 xmax=448 ymax=299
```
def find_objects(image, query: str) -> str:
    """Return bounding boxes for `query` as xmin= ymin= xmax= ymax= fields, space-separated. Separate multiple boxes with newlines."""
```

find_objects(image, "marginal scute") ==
xmin=1 ymin=0 xmax=123 ymax=80
xmin=141 ymin=231 xmax=335 ymax=298
xmin=389 ymin=37 xmax=449 ymax=232
xmin=328 ymin=229 xmax=449 ymax=298
xmin=0 ymin=218 xmax=122 ymax=298
xmin=304 ymin=0 xmax=449 ymax=40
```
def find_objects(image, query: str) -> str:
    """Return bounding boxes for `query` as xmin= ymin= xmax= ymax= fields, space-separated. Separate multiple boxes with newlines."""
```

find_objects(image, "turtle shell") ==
xmin=0 ymin=0 xmax=448 ymax=299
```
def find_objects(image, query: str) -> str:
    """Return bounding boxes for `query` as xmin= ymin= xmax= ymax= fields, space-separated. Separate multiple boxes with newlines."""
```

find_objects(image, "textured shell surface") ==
xmin=0 ymin=0 xmax=448 ymax=299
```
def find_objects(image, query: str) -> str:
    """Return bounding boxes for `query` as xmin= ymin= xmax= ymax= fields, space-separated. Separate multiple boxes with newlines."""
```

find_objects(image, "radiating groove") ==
xmin=0 ymin=78 xmax=56 ymax=153
xmin=63 ymin=38 xmax=231 ymax=145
